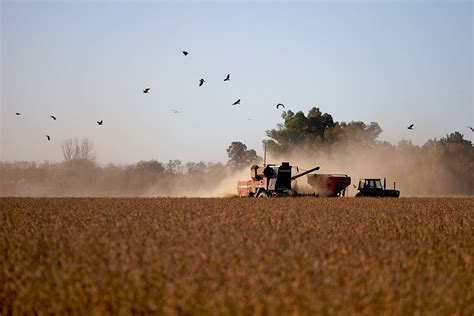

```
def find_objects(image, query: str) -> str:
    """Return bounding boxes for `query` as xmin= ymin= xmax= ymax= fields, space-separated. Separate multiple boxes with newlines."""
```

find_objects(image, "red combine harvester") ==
xmin=236 ymin=162 xmax=351 ymax=198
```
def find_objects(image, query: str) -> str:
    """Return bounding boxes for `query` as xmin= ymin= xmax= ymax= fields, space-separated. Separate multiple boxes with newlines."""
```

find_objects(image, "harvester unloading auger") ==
xmin=236 ymin=162 xmax=351 ymax=198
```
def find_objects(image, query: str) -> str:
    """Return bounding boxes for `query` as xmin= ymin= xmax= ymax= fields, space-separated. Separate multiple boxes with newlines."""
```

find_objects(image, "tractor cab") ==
xmin=358 ymin=179 xmax=383 ymax=190
xmin=356 ymin=178 xmax=400 ymax=197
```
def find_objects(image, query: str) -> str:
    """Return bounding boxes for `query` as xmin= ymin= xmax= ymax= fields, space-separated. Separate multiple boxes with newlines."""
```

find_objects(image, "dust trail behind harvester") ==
xmin=143 ymin=167 xmax=249 ymax=198
xmin=269 ymin=142 xmax=465 ymax=197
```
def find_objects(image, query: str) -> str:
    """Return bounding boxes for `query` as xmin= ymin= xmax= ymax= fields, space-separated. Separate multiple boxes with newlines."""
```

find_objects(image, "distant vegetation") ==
xmin=0 ymin=155 xmax=228 ymax=197
xmin=0 ymin=108 xmax=472 ymax=196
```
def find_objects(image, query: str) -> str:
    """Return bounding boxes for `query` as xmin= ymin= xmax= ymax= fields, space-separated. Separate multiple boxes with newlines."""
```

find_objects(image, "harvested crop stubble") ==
xmin=1 ymin=197 xmax=473 ymax=314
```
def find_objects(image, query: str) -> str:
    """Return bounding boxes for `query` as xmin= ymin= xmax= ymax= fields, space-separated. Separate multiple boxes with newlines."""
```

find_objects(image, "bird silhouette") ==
xmin=15 ymin=112 xmax=21 ymax=116
xmin=224 ymin=74 xmax=230 ymax=81
xmin=143 ymin=88 xmax=150 ymax=94
xmin=172 ymin=109 xmax=179 ymax=114
xmin=199 ymin=79 xmax=205 ymax=87
xmin=50 ymin=115 xmax=57 ymax=120
xmin=276 ymin=103 xmax=285 ymax=109
xmin=182 ymin=51 xmax=188 ymax=56
xmin=467 ymin=126 xmax=474 ymax=132
xmin=232 ymin=99 xmax=241 ymax=105
xmin=353 ymin=184 xmax=357 ymax=189
xmin=46 ymin=135 xmax=51 ymax=141
xmin=97 ymin=120 xmax=103 ymax=125
xmin=408 ymin=124 xmax=414 ymax=130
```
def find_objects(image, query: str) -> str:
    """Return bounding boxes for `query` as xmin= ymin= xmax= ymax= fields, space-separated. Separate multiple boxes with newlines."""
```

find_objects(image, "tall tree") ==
xmin=62 ymin=138 xmax=96 ymax=163
xmin=265 ymin=107 xmax=381 ymax=154
xmin=166 ymin=160 xmax=183 ymax=174
xmin=266 ymin=108 xmax=335 ymax=153
xmin=325 ymin=121 xmax=382 ymax=147
xmin=226 ymin=141 xmax=260 ymax=169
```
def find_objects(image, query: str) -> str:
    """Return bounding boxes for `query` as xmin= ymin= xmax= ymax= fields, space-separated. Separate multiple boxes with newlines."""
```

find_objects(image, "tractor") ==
xmin=355 ymin=178 xmax=400 ymax=197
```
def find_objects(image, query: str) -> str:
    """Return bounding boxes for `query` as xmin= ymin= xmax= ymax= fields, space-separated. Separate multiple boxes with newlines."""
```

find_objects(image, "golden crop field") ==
xmin=1 ymin=197 xmax=473 ymax=315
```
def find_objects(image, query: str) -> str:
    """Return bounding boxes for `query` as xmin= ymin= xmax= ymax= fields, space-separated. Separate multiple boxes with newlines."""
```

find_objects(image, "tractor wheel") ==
xmin=257 ymin=191 xmax=269 ymax=198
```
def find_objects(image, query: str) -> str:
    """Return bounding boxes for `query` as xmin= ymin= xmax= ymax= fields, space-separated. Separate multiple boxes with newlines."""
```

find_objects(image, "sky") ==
xmin=1 ymin=1 xmax=472 ymax=164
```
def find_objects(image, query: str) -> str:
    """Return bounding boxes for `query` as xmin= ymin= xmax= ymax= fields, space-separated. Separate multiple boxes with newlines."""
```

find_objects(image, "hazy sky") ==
xmin=1 ymin=1 xmax=472 ymax=164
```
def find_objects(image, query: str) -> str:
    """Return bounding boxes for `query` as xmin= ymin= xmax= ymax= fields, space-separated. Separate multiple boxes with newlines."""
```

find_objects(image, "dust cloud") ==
xmin=1 ymin=139 xmax=471 ymax=197
xmin=267 ymin=143 xmax=467 ymax=197
xmin=143 ymin=167 xmax=249 ymax=198
xmin=146 ymin=141 xmax=469 ymax=197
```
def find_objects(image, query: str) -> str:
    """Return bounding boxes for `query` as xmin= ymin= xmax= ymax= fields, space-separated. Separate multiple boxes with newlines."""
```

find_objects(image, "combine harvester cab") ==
xmin=236 ymin=162 xmax=351 ymax=198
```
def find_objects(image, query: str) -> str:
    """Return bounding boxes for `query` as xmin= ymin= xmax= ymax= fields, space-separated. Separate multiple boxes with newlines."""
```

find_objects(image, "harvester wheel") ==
xmin=256 ymin=191 xmax=269 ymax=198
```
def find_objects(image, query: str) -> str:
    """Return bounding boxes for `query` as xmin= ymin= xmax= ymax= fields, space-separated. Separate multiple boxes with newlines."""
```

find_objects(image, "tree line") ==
xmin=1 ymin=107 xmax=472 ymax=196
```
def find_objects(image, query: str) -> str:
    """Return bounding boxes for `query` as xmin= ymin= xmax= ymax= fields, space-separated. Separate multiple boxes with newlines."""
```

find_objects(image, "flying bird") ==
xmin=407 ymin=124 xmax=414 ymax=130
xmin=467 ymin=126 xmax=474 ymax=132
xmin=50 ymin=115 xmax=57 ymax=120
xmin=276 ymin=103 xmax=285 ymax=109
xmin=182 ymin=51 xmax=188 ymax=56
xmin=143 ymin=88 xmax=150 ymax=94
xmin=353 ymin=184 xmax=357 ymax=189
xmin=224 ymin=74 xmax=230 ymax=81
xmin=46 ymin=135 xmax=51 ymax=141
xmin=199 ymin=79 xmax=205 ymax=87
xmin=15 ymin=112 xmax=21 ymax=116
xmin=232 ymin=99 xmax=240 ymax=106
xmin=172 ymin=109 xmax=179 ymax=114
xmin=97 ymin=120 xmax=103 ymax=125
